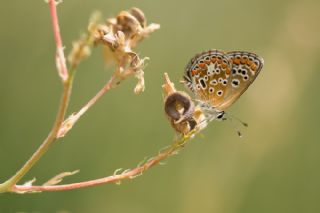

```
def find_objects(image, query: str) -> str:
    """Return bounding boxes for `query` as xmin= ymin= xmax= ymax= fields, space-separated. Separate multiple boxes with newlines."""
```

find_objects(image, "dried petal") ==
xmin=129 ymin=7 xmax=146 ymax=28
xmin=22 ymin=178 xmax=36 ymax=187
xmin=43 ymin=170 xmax=80 ymax=186
xmin=68 ymin=37 xmax=91 ymax=68
xmin=162 ymin=72 xmax=176 ymax=95
xmin=56 ymin=47 xmax=68 ymax=82
xmin=102 ymin=32 xmax=118 ymax=50
xmin=134 ymin=69 xmax=145 ymax=94
xmin=116 ymin=11 xmax=142 ymax=37
xmin=145 ymin=23 xmax=161 ymax=34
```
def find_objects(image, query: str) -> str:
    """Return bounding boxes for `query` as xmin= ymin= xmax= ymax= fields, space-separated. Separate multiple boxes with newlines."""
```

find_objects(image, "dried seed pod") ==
xmin=165 ymin=92 xmax=197 ymax=134
xmin=129 ymin=7 xmax=146 ymax=28
xmin=164 ymin=92 xmax=194 ymax=122
xmin=116 ymin=11 xmax=141 ymax=37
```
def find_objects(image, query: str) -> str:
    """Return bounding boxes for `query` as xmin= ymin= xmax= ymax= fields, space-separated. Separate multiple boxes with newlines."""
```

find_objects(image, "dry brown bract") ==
xmin=94 ymin=7 xmax=160 ymax=94
xmin=162 ymin=73 xmax=207 ymax=135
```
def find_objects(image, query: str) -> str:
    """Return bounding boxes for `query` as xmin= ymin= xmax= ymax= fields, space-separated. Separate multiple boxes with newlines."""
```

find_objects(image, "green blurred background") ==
xmin=1 ymin=0 xmax=320 ymax=212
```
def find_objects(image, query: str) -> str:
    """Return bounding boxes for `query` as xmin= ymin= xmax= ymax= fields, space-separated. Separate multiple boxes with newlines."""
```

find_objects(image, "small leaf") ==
xmin=22 ymin=178 xmax=36 ymax=187
xmin=43 ymin=170 xmax=79 ymax=186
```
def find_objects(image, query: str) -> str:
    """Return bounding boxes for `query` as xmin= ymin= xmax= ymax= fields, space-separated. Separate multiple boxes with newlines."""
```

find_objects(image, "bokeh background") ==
xmin=1 ymin=0 xmax=320 ymax=212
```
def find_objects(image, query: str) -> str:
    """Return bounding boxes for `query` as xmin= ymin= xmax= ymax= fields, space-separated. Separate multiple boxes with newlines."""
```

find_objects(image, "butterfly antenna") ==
xmin=230 ymin=113 xmax=248 ymax=128
xmin=227 ymin=117 xmax=243 ymax=138
xmin=224 ymin=112 xmax=248 ymax=138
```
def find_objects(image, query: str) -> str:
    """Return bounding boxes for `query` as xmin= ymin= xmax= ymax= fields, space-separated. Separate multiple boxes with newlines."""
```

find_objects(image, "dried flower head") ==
xmin=165 ymin=92 xmax=197 ymax=135
xmin=129 ymin=8 xmax=146 ymax=28
xmin=67 ymin=11 xmax=102 ymax=69
xmin=92 ymin=8 xmax=160 ymax=94
xmin=162 ymin=73 xmax=207 ymax=135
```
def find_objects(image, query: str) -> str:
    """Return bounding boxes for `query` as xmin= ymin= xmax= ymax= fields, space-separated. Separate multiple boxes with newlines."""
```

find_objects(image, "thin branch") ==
xmin=0 ymin=0 xmax=72 ymax=193
xmin=57 ymin=71 xmax=119 ymax=138
xmin=49 ymin=0 xmax=68 ymax=81
xmin=74 ymin=74 xmax=117 ymax=120
xmin=12 ymin=134 xmax=192 ymax=193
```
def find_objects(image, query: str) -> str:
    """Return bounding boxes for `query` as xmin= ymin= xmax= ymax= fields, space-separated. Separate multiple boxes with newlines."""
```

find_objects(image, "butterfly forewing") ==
xmin=184 ymin=50 xmax=232 ymax=107
xmin=184 ymin=50 xmax=264 ymax=111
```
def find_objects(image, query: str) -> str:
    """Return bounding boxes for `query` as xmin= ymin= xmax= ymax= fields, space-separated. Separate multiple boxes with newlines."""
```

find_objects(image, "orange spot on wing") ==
xmin=250 ymin=64 xmax=257 ymax=71
xmin=221 ymin=63 xmax=227 ymax=69
xmin=240 ymin=58 xmax=247 ymax=64
xmin=191 ymin=69 xmax=199 ymax=76
xmin=211 ymin=57 xmax=217 ymax=63
xmin=233 ymin=58 xmax=240 ymax=65
xmin=247 ymin=60 xmax=253 ymax=66
xmin=199 ymin=63 xmax=206 ymax=69
xmin=226 ymin=68 xmax=231 ymax=75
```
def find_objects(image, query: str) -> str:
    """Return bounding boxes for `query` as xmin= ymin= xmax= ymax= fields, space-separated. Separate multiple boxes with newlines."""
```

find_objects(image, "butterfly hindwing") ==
xmin=183 ymin=50 xmax=264 ymax=111
xmin=215 ymin=51 xmax=264 ymax=110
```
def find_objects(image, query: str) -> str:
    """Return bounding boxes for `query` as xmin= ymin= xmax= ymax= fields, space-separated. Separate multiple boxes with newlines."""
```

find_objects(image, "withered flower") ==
xmin=68 ymin=11 xmax=102 ymax=69
xmin=93 ymin=7 xmax=160 ymax=94
xmin=165 ymin=92 xmax=197 ymax=135
xmin=162 ymin=73 xmax=207 ymax=135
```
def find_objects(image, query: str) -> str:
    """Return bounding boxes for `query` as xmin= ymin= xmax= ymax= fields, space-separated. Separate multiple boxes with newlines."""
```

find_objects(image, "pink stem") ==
xmin=13 ymin=144 xmax=175 ymax=192
xmin=49 ymin=0 xmax=68 ymax=81
xmin=81 ymin=74 xmax=117 ymax=114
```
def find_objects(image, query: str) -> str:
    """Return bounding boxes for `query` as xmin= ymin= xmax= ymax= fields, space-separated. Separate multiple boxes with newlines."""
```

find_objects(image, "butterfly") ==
xmin=183 ymin=49 xmax=264 ymax=122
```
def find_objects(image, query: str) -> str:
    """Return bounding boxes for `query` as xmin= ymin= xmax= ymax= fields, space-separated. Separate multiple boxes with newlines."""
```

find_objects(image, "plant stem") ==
xmin=0 ymin=0 xmax=71 ymax=193
xmin=50 ymin=0 xmax=68 ymax=81
xmin=74 ymin=73 xmax=117 ymax=119
xmin=56 ymin=71 xmax=119 ymax=138
xmin=0 ymin=78 xmax=73 ymax=193
xmin=11 ymin=135 xmax=191 ymax=192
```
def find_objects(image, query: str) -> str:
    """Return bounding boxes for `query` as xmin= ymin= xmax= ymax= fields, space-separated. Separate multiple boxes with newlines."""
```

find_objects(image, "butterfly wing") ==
xmin=215 ymin=51 xmax=264 ymax=111
xmin=183 ymin=49 xmax=233 ymax=108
